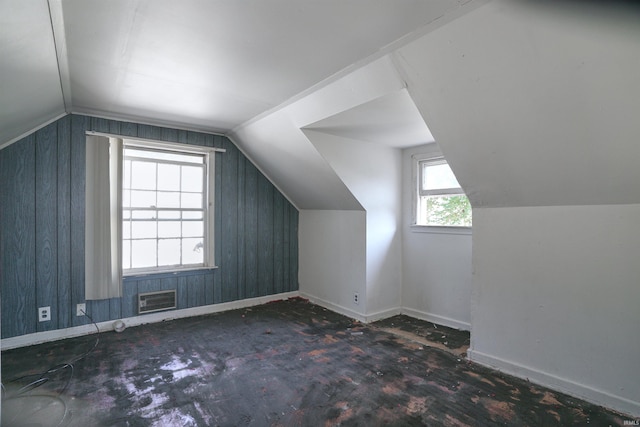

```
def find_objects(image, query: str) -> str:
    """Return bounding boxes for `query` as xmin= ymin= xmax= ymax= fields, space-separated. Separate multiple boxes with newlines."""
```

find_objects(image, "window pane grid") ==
xmin=122 ymin=145 xmax=206 ymax=271
xmin=419 ymin=187 xmax=464 ymax=197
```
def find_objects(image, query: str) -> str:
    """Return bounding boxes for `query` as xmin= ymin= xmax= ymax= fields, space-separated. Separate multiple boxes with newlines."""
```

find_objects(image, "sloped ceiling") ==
xmin=303 ymin=89 xmax=434 ymax=149
xmin=0 ymin=0 xmax=66 ymax=144
xmin=2 ymin=0 xmax=473 ymax=210
xmin=0 ymin=0 xmax=467 ymax=145
xmin=395 ymin=0 xmax=640 ymax=207
xmin=4 ymin=0 xmax=638 ymax=210
xmin=230 ymin=57 xmax=421 ymax=210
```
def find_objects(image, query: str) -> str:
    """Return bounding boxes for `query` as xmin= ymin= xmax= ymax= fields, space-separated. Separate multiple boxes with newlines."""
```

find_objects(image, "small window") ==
xmin=416 ymin=157 xmax=471 ymax=227
xmin=122 ymin=142 xmax=214 ymax=273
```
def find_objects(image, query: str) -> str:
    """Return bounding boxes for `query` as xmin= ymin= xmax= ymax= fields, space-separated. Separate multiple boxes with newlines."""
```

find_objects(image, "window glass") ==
xmin=131 ymin=161 xmax=156 ymax=190
xmin=122 ymin=145 xmax=208 ymax=272
xmin=158 ymin=239 xmax=181 ymax=266
xmin=158 ymin=164 xmax=180 ymax=191
xmin=131 ymin=239 xmax=157 ymax=269
xmin=422 ymin=162 xmax=461 ymax=191
xmin=181 ymin=166 xmax=203 ymax=192
xmin=416 ymin=158 xmax=472 ymax=227
xmin=181 ymin=193 xmax=203 ymax=209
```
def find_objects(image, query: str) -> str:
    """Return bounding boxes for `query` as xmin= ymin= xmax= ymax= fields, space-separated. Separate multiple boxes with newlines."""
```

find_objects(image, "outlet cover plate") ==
xmin=77 ymin=303 xmax=86 ymax=317
xmin=38 ymin=306 xmax=51 ymax=322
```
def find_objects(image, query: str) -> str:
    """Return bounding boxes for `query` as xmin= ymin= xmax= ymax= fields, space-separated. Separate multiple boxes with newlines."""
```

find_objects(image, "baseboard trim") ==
xmin=298 ymin=293 xmax=402 ymax=323
xmin=365 ymin=307 xmax=402 ymax=323
xmin=1 ymin=291 xmax=300 ymax=350
xmin=297 ymin=294 xmax=470 ymax=328
xmin=468 ymin=348 xmax=640 ymax=418
xmin=401 ymin=307 xmax=471 ymax=331
xmin=298 ymin=292 xmax=367 ymax=323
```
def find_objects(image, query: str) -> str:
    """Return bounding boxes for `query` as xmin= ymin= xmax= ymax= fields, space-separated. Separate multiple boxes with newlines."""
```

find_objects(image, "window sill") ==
xmin=123 ymin=266 xmax=219 ymax=281
xmin=410 ymin=224 xmax=472 ymax=235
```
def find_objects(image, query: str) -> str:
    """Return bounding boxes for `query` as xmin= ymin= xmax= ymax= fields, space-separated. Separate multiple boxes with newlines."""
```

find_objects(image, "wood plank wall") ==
xmin=0 ymin=115 xmax=299 ymax=339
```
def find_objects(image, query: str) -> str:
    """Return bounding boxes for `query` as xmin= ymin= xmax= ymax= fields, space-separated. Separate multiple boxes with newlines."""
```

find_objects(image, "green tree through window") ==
xmin=416 ymin=156 xmax=471 ymax=227
xmin=426 ymin=195 xmax=472 ymax=227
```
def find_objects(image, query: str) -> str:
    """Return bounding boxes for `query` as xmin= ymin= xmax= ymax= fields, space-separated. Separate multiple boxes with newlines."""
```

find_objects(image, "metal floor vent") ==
xmin=138 ymin=290 xmax=176 ymax=314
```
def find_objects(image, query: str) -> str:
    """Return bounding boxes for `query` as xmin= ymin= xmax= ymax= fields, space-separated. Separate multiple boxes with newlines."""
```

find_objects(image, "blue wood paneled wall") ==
xmin=0 ymin=115 xmax=299 ymax=339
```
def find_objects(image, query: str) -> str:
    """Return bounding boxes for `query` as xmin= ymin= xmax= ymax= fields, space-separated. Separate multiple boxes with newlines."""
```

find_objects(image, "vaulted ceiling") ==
xmin=1 ymin=0 xmax=463 ymax=146
xmin=3 ymin=0 xmax=640 ymax=210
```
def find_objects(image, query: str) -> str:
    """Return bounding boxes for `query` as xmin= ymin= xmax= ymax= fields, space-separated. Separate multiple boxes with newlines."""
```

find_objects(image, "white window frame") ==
xmin=86 ymin=132 xmax=224 ymax=277
xmin=411 ymin=153 xmax=472 ymax=234
xmin=122 ymin=139 xmax=218 ymax=275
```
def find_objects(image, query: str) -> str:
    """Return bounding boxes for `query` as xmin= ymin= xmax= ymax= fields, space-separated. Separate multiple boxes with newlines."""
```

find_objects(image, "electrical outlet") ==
xmin=77 ymin=303 xmax=86 ymax=317
xmin=38 ymin=306 xmax=51 ymax=322
xmin=353 ymin=293 xmax=359 ymax=305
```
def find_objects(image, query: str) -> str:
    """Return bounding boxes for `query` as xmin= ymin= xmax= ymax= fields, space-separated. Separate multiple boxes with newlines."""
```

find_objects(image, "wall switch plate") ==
xmin=354 ymin=293 xmax=359 ymax=305
xmin=38 ymin=306 xmax=51 ymax=322
xmin=77 ymin=303 xmax=86 ymax=317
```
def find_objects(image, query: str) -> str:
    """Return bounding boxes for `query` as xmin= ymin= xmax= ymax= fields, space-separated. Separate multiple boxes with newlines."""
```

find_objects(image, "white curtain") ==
xmin=85 ymin=135 xmax=123 ymax=299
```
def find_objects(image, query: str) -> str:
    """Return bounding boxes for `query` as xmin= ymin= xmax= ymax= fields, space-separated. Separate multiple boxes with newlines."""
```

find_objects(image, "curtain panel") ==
xmin=85 ymin=135 xmax=123 ymax=300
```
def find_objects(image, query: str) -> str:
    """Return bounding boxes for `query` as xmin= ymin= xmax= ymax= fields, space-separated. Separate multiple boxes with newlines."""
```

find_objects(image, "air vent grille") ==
xmin=138 ymin=290 xmax=176 ymax=314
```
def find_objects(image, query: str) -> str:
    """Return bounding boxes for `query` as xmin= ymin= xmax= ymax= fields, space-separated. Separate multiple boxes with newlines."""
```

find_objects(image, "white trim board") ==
xmin=1 ymin=291 xmax=300 ymax=351
xmin=298 ymin=292 xmax=402 ymax=324
xmin=468 ymin=348 xmax=640 ymax=418
xmin=400 ymin=307 xmax=471 ymax=331
xmin=0 ymin=112 xmax=68 ymax=151
xmin=299 ymin=292 xmax=367 ymax=323
xmin=298 ymin=292 xmax=471 ymax=328
xmin=2 ymin=292 xmax=473 ymax=350
xmin=86 ymin=131 xmax=227 ymax=153
xmin=366 ymin=307 xmax=402 ymax=323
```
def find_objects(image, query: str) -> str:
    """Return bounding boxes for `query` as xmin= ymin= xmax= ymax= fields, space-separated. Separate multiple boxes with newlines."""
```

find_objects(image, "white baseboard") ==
xmin=468 ymin=348 xmax=640 ymax=418
xmin=298 ymin=292 xmax=368 ymax=323
xmin=298 ymin=292 xmax=402 ymax=323
xmin=364 ymin=307 xmax=402 ymax=323
xmin=1 ymin=291 xmax=300 ymax=351
xmin=401 ymin=307 xmax=471 ymax=331
xmin=298 ymin=293 xmax=470 ymax=328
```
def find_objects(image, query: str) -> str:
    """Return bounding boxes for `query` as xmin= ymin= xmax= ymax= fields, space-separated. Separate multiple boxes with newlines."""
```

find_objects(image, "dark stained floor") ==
xmin=1 ymin=298 xmax=630 ymax=426
xmin=374 ymin=315 xmax=471 ymax=357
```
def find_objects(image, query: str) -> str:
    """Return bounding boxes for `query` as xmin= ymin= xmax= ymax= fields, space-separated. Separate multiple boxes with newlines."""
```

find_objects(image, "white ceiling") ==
xmin=12 ymin=1 xmax=637 ymax=211
xmin=0 ymin=0 xmax=66 ymax=146
xmin=0 ymin=0 xmax=467 ymax=147
xmin=304 ymin=89 xmax=434 ymax=148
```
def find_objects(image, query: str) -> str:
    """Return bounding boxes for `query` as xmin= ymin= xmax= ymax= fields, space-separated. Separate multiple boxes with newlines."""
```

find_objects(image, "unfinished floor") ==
xmin=1 ymin=298 xmax=629 ymax=426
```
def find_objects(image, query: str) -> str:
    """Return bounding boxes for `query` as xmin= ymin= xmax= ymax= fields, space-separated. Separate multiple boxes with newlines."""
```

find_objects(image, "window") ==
xmin=86 ymin=134 xmax=221 ymax=300
xmin=415 ymin=156 xmax=472 ymax=227
xmin=122 ymin=143 xmax=214 ymax=272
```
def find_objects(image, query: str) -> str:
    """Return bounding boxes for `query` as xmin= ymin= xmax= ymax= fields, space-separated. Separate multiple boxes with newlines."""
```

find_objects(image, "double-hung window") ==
xmin=122 ymin=141 xmax=215 ymax=273
xmin=86 ymin=134 xmax=221 ymax=301
xmin=415 ymin=156 xmax=472 ymax=227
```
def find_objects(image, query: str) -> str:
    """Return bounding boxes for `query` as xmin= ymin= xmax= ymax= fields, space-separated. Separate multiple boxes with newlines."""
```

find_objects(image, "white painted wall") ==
xmin=470 ymin=205 xmax=640 ymax=417
xmin=401 ymin=144 xmax=472 ymax=331
xmin=395 ymin=0 xmax=640 ymax=209
xmin=298 ymin=210 xmax=367 ymax=319
xmin=391 ymin=0 xmax=640 ymax=416
xmin=299 ymin=134 xmax=472 ymax=328
xmin=304 ymin=130 xmax=403 ymax=319
xmin=229 ymin=56 xmax=404 ymax=210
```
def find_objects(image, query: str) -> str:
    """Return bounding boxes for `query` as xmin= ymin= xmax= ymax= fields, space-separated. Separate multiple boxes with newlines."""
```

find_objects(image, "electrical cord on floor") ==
xmin=1 ymin=309 xmax=101 ymax=426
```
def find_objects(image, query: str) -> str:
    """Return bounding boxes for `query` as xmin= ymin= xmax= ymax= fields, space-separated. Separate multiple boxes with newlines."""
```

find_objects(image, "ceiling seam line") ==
xmin=47 ymin=0 xmax=70 ymax=114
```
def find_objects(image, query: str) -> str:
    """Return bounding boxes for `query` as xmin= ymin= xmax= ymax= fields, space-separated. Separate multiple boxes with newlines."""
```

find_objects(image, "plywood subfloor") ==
xmin=1 ymin=298 xmax=629 ymax=426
